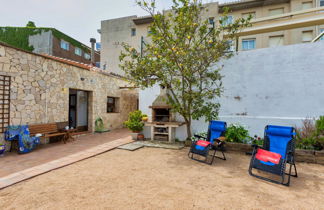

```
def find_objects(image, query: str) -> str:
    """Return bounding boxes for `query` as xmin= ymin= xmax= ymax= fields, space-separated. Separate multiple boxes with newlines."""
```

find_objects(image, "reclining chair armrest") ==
xmin=251 ymin=144 xmax=266 ymax=150
xmin=286 ymin=150 xmax=294 ymax=162
xmin=214 ymin=138 xmax=225 ymax=146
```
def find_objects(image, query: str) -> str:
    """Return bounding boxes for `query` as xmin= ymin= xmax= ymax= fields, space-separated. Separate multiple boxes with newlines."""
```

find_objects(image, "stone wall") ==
xmin=0 ymin=43 xmax=138 ymax=143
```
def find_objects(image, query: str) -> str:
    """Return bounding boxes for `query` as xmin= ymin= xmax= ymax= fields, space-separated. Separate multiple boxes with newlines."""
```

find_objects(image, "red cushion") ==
xmin=256 ymin=148 xmax=282 ymax=164
xmin=196 ymin=140 xmax=211 ymax=147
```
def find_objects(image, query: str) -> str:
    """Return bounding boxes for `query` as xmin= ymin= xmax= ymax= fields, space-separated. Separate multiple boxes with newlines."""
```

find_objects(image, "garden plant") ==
xmin=296 ymin=117 xmax=324 ymax=150
xmin=124 ymin=110 xmax=145 ymax=132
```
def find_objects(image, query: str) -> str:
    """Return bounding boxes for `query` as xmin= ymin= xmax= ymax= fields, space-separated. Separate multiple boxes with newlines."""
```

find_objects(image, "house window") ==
xmin=107 ymin=97 xmax=119 ymax=113
xmin=320 ymin=0 xmax=324 ymax=6
xmin=302 ymin=1 xmax=313 ymax=10
xmin=131 ymin=28 xmax=136 ymax=36
xmin=208 ymin=17 xmax=215 ymax=24
xmin=75 ymin=47 xmax=82 ymax=56
xmin=302 ymin=30 xmax=313 ymax=42
xmin=269 ymin=35 xmax=284 ymax=47
xmin=208 ymin=17 xmax=215 ymax=31
xmin=84 ymin=53 xmax=91 ymax=60
xmin=60 ymin=40 xmax=69 ymax=51
xmin=269 ymin=8 xmax=284 ymax=16
xmin=221 ymin=15 xmax=233 ymax=26
xmin=242 ymin=39 xmax=256 ymax=50
xmin=242 ymin=12 xmax=256 ymax=19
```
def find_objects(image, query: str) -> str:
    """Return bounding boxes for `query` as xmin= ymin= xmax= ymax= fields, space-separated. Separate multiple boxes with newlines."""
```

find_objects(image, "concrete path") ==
xmin=0 ymin=132 xmax=133 ymax=190
xmin=0 ymin=128 xmax=131 ymax=177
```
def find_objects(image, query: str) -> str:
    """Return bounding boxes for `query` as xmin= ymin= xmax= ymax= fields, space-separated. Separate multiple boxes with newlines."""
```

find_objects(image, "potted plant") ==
xmin=142 ymin=114 xmax=148 ymax=122
xmin=124 ymin=110 xmax=145 ymax=140
xmin=0 ymin=143 xmax=5 ymax=156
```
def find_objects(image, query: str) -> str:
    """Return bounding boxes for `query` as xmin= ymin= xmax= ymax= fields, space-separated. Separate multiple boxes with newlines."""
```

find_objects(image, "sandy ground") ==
xmin=0 ymin=147 xmax=323 ymax=210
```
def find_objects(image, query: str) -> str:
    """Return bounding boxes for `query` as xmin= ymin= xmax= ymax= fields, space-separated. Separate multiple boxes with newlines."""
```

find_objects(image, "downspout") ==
xmin=90 ymin=38 xmax=96 ymax=65
xmin=141 ymin=36 xmax=144 ymax=57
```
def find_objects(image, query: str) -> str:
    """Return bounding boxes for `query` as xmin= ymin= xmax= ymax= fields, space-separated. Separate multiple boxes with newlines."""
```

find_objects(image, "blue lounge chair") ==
xmin=188 ymin=121 xmax=227 ymax=165
xmin=248 ymin=125 xmax=298 ymax=186
xmin=5 ymin=125 xmax=40 ymax=154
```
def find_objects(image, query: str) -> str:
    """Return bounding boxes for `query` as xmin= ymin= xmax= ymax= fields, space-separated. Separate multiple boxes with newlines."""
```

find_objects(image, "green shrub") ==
xmin=315 ymin=116 xmax=324 ymax=135
xmin=124 ymin=110 xmax=145 ymax=132
xmin=26 ymin=21 xmax=36 ymax=28
xmin=296 ymin=117 xmax=324 ymax=150
xmin=225 ymin=123 xmax=249 ymax=143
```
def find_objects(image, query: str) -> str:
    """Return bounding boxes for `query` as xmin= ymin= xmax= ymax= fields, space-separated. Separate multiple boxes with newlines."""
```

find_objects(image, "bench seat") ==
xmin=29 ymin=123 xmax=67 ymax=143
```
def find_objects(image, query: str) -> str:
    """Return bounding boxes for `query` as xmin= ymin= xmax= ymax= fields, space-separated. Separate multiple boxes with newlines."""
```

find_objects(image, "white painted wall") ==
xmin=140 ymin=41 xmax=324 ymax=140
xmin=29 ymin=30 xmax=52 ymax=55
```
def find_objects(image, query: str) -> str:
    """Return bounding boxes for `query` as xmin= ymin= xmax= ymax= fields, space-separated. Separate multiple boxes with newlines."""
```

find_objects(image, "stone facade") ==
xmin=0 ymin=43 xmax=138 ymax=143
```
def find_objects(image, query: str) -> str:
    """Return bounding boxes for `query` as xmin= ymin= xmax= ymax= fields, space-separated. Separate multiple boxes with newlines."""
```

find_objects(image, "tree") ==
xmin=26 ymin=21 xmax=36 ymax=28
xmin=119 ymin=0 xmax=251 ymax=139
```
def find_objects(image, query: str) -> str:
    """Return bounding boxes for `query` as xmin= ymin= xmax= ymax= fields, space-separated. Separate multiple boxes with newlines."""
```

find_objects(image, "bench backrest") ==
xmin=29 ymin=123 xmax=59 ymax=135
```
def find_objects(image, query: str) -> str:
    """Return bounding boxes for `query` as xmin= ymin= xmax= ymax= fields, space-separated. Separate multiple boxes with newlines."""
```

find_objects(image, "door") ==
xmin=69 ymin=94 xmax=77 ymax=129
xmin=76 ymin=91 xmax=88 ymax=131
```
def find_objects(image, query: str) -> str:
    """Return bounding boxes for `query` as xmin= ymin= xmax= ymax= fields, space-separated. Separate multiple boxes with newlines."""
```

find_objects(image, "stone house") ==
xmin=0 ymin=42 xmax=137 ymax=142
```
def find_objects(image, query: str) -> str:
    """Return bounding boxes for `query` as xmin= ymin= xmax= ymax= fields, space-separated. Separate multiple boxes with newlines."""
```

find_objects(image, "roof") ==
xmin=41 ymin=54 xmax=93 ymax=70
xmin=133 ymin=16 xmax=154 ymax=25
xmin=219 ymin=0 xmax=290 ymax=12
xmin=0 ymin=41 xmax=123 ymax=79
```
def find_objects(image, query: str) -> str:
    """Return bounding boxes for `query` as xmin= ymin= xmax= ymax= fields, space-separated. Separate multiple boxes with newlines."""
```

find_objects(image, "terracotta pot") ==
xmin=137 ymin=134 xmax=145 ymax=140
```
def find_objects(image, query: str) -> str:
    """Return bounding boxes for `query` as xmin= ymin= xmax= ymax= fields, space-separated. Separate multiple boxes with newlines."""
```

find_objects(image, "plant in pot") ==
xmin=0 ymin=142 xmax=5 ymax=156
xmin=124 ymin=110 xmax=145 ymax=140
xmin=142 ymin=114 xmax=148 ymax=122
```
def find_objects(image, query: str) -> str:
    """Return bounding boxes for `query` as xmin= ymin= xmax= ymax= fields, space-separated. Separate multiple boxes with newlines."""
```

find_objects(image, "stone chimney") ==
xmin=90 ymin=38 xmax=96 ymax=65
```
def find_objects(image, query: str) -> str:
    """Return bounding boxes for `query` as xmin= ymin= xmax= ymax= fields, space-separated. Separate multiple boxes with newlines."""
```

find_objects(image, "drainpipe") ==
xmin=141 ymin=36 xmax=144 ymax=57
xmin=90 ymin=38 xmax=96 ymax=65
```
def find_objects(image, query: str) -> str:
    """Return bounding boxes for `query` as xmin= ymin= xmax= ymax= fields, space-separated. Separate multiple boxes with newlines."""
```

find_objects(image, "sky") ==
xmin=0 ymin=0 xmax=232 ymax=47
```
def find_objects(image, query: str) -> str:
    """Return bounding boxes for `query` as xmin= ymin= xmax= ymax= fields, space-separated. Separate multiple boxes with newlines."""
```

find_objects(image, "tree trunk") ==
xmin=185 ymin=120 xmax=192 ymax=140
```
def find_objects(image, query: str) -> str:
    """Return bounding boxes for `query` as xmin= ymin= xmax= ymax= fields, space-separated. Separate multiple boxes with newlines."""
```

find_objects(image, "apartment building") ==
xmin=100 ymin=0 xmax=324 ymax=75
xmin=221 ymin=0 xmax=324 ymax=50
xmin=0 ymin=27 xmax=100 ymax=65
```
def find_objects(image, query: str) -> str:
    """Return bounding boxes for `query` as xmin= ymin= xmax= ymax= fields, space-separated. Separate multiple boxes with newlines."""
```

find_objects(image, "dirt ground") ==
xmin=0 ymin=147 xmax=323 ymax=210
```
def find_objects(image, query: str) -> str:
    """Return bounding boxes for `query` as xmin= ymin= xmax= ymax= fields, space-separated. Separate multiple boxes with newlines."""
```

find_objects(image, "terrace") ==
xmin=0 ymin=142 xmax=323 ymax=209
xmin=1 ymin=1 xmax=324 ymax=209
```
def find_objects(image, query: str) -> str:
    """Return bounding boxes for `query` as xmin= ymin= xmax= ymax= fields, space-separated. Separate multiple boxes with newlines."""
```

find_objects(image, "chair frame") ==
xmin=188 ymin=122 xmax=227 ymax=165
xmin=248 ymin=126 xmax=298 ymax=186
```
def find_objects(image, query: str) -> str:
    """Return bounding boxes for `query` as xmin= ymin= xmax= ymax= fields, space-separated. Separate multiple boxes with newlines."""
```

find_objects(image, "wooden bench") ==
xmin=29 ymin=123 xmax=67 ymax=143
